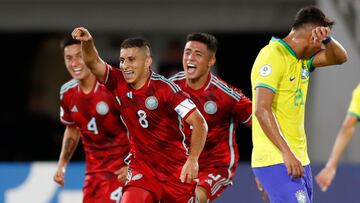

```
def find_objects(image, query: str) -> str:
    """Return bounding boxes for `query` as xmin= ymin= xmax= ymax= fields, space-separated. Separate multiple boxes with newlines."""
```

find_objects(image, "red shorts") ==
xmin=123 ymin=160 xmax=197 ymax=203
xmin=83 ymin=172 xmax=125 ymax=203
xmin=197 ymin=167 xmax=236 ymax=201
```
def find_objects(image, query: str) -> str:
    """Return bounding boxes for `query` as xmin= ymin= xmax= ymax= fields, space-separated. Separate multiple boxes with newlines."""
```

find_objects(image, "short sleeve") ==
xmin=232 ymin=89 xmax=252 ymax=124
xmin=59 ymin=94 xmax=75 ymax=125
xmin=103 ymin=63 xmax=124 ymax=92
xmin=253 ymin=48 xmax=286 ymax=93
xmin=348 ymin=84 xmax=360 ymax=120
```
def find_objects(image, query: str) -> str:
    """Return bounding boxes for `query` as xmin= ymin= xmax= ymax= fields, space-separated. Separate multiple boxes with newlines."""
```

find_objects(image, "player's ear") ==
xmin=145 ymin=56 xmax=152 ymax=68
xmin=208 ymin=56 xmax=216 ymax=67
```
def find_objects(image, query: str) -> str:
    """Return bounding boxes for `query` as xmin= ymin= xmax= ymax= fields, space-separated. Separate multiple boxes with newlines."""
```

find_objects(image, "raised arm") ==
xmin=255 ymin=87 xmax=304 ymax=179
xmin=311 ymin=26 xmax=348 ymax=68
xmin=316 ymin=115 xmax=358 ymax=191
xmin=72 ymin=27 xmax=107 ymax=82
xmin=53 ymin=125 xmax=80 ymax=187
xmin=180 ymin=109 xmax=208 ymax=183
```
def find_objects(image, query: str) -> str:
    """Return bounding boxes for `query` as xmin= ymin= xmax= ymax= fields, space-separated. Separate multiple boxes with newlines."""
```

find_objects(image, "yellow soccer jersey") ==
xmin=251 ymin=37 xmax=314 ymax=167
xmin=348 ymin=83 xmax=360 ymax=120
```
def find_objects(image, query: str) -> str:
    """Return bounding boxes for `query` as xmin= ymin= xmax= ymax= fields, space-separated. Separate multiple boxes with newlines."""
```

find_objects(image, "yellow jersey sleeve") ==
xmin=253 ymin=48 xmax=286 ymax=93
xmin=348 ymin=84 xmax=360 ymax=120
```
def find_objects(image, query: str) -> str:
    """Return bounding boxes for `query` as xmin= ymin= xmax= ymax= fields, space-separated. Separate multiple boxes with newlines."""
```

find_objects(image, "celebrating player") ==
xmin=170 ymin=33 xmax=252 ymax=202
xmin=54 ymin=37 xmax=130 ymax=203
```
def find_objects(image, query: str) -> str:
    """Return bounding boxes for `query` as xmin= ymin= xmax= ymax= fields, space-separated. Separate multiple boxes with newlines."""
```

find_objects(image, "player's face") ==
xmin=63 ymin=44 xmax=92 ymax=81
xmin=183 ymin=41 xmax=215 ymax=81
xmin=119 ymin=47 xmax=151 ymax=87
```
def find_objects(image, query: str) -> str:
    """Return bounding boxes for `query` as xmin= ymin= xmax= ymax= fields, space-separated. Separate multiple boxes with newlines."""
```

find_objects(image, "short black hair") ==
xmin=186 ymin=32 xmax=218 ymax=54
xmin=292 ymin=5 xmax=335 ymax=29
xmin=120 ymin=37 xmax=151 ymax=55
xmin=60 ymin=37 xmax=80 ymax=52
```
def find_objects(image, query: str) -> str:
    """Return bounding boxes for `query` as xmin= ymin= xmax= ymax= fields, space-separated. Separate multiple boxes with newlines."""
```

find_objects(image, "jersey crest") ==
xmin=204 ymin=100 xmax=217 ymax=114
xmin=96 ymin=101 xmax=109 ymax=115
xmin=145 ymin=96 xmax=158 ymax=110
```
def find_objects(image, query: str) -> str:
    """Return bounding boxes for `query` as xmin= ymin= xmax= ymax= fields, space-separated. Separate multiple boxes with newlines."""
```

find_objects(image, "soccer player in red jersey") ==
xmin=170 ymin=33 xmax=252 ymax=203
xmin=53 ymin=37 xmax=130 ymax=203
xmin=72 ymin=27 xmax=208 ymax=203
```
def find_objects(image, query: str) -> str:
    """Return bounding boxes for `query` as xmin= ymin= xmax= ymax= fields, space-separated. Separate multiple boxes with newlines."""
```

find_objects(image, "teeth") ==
xmin=73 ymin=67 xmax=82 ymax=72
xmin=188 ymin=64 xmax=196 ymax=68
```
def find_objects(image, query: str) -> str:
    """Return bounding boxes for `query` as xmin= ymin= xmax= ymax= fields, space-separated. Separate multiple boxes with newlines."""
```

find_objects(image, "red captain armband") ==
xmin=322 ymin=36 xmax=332 ymax=45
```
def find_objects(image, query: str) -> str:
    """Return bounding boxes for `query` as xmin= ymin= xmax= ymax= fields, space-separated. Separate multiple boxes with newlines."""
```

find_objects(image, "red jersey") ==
xmin=103 ymin=64 xmax=197 ymax=180
xmin=171 ymin=72 xmax=252 ymax=172
xmin=60 ymin=79 xmax=130 ymax=174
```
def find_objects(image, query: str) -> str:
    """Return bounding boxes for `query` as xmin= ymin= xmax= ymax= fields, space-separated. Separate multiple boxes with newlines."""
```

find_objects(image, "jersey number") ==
xmin=110 ymin=187 xmax=123 ymax=203
xmin=87 ymin=117 xmax=99 ymax=134
xmin=137 ymin=110 xmax=149 ymax=128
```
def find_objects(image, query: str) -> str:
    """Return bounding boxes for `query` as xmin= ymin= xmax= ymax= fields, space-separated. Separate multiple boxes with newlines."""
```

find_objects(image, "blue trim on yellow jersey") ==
xmin=348 ymin=112 xmax=360 ymax=121
xmin=255 ymin=83 xmax=276 ymax=93
xmin=272 ymin=37 xmax=297 ymax=59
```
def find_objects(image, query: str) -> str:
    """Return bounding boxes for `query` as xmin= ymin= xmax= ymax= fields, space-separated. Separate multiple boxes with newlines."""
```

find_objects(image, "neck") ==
xmin=79 ymin=74 xmax=96 ymax=94
xmin=186 ymin=72 xmax=210 ymax=90
xmin=131 ymin=69 xmax=150 ymax=90
xmin=283 ymin=29 xmax=309 ymax=59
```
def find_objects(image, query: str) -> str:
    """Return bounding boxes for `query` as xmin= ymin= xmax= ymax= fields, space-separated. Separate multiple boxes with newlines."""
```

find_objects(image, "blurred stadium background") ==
xmin=0 ymin=0 xmax=359 ymax=202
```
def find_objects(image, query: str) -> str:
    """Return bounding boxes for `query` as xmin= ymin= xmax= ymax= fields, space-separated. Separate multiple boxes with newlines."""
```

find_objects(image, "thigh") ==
xmin=253 ymin=164 xmax=312 ymax=203
xmin=83 ymin=173 xmax=125 ymax=203
xmin=121 ymin=186 xmax=155 ymax=203
xmin=125 ymin=160 xmax=163 ymax=201
xmin=197 ymin=169 xmax=233 ymax=201
xmin=161 ymin=179 xmax=197 ymax=203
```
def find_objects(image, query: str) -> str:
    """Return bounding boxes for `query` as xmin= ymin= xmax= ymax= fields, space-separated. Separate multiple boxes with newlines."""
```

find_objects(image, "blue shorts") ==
xmin=253 ymin=164 xmax=313 ymax=203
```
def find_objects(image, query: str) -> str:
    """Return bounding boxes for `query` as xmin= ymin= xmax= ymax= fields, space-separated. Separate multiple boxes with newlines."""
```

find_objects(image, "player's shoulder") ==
xmin=209 ymin=74 xmax=242 ymax=101
xmin=151 ymin=72 xmax=181 ymax=93
xmin=60 ymin=79 xmax=78 ymax=95
xmin=169 ymin=71 xmax=186 ymax=82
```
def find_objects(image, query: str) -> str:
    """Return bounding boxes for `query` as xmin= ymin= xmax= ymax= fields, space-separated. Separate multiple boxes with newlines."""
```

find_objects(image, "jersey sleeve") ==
xmin=232 ymin=88 xmax=252 ymax=125
xmin=253 ymin=48 xmax=286 ymax=93
xmin=59 ymin=93 xmax=75 ymax=125
xmin=103 ymin=63 xmax=124 ymax=92
xmin=348 ymin=84 xmax=360 ymax=120
xmin=160 ymin=80 xmax=197 ymax=120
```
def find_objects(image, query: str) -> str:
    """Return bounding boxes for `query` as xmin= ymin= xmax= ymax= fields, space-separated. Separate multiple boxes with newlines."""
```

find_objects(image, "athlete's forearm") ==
xmin=325 ymin=119 xmax=356 ymax=169
xmin=58 ymin=126 xmax=80 ymax=167
xmin=323 ymin=37 xmax=348 ymax=65
xmin=187 ymin=111 xmax=208 ymax=160
xmin=255 ymin=107 xmax=292 ymax=154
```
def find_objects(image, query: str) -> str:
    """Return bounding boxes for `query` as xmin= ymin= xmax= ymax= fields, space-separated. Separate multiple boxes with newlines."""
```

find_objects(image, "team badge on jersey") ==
xmin=260 ymin=64 xmax=272 ymax=77
xmin=96 ymin=101 xmax=109 ymax=115
xmin=295 ymin=190 xmax=307 ymax=203
xmin=145 ymin=96 xmax=158 ymax=110
xmin=301 ymin=66 xmax=309 ymax=79
xmin=204 ymin=101 xmax=217 ymax=114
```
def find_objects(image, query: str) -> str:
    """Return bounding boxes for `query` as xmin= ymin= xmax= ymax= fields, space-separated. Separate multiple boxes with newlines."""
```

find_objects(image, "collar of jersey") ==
xmin=271 ymin=37 xmax=298 ymax=59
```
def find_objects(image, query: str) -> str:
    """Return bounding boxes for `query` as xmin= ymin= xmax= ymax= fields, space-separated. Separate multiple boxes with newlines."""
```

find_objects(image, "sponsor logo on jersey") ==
xmin=295 ymin=190 xmax=307 ymax=203
xmin=260 ymin=64 xmax=272 ymax=77
xmin=145 ymin=96 xmax=158 ymax=110
xmin=131 ymin=173 xmax=143 ymax=181
xmin=204 ymin=101 xmax=217 ymax=114
xmin=71 ymin=105 xmax=78 ymax=113
xmin=96 ymin=101 xmax=109 ymax=115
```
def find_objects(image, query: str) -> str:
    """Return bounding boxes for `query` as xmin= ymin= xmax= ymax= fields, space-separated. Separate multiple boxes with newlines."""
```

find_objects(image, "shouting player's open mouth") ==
xmin=123 ymin=70 xmax=135 ymax=80
xmin=187 ymin=63 xmax=197 ymax=74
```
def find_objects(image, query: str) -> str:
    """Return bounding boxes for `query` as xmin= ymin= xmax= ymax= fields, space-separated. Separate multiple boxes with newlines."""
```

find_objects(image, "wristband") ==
xmin=322 ymin=36 xmax=332 ymax=45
